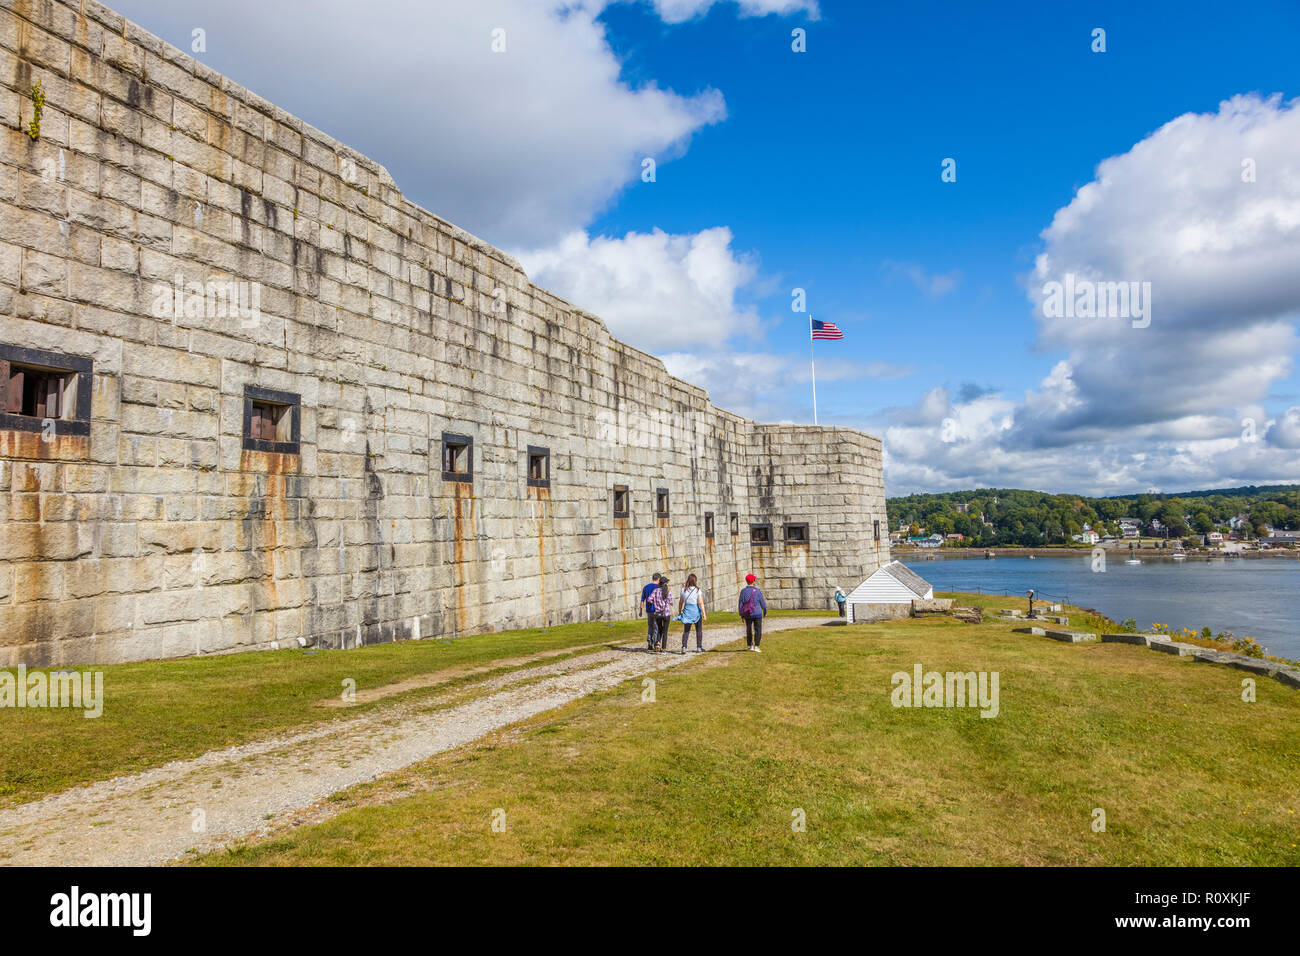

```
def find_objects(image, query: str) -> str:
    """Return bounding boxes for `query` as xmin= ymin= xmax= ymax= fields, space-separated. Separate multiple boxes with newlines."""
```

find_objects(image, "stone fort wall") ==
xmin=0 ymin=0 xmax=889 ymax=666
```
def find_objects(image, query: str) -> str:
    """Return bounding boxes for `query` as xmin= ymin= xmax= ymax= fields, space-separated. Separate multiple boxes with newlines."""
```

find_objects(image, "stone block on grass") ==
xmin=1222 ymin=656 xmax=1280 ymax=676
xmin=1101 ymin=633 xmax=1148 ymax=645
xmin=1149 ymin=641 xmax=1198 ymax=657
xmin=1044 ymin=629 xmax=1097 ymax=643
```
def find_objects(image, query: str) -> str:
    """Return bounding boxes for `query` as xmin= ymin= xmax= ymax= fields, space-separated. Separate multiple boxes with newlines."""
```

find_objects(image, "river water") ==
xmin=901 ymin=554 xmax=1300 ymax=660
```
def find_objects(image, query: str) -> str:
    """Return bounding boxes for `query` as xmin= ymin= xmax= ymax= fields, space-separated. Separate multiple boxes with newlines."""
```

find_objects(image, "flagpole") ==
xmin=809 ymin=314 xmax=818 ymax=425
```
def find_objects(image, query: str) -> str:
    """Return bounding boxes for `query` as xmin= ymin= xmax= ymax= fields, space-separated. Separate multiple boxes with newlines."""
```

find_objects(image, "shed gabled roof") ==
xmin=877 ymin=560 xmax=933 ymax=598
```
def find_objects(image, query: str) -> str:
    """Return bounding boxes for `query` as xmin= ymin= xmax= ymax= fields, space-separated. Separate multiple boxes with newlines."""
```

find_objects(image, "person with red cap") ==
xmin=737 ymin=573 xmax=767 ymax=652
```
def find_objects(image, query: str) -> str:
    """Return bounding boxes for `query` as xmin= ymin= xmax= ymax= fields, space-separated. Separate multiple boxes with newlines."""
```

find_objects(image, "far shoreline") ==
xmin=895 ymin=546 xmax=1300 ymax=560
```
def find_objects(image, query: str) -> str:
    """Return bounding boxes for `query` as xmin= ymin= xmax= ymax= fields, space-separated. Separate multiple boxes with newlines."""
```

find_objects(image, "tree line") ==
xmin=886 ymin=485 xmax=1300 ymax=548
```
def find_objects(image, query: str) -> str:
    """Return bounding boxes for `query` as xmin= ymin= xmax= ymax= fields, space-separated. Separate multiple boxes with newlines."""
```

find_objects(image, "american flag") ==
xmin=811 ymin=319 xmax=843 ymax=340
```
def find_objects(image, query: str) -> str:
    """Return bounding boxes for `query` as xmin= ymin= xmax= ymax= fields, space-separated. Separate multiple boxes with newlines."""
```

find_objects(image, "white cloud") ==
xmin=1023 ymin=93 xmax=1300 ymax=440
xmin=883 ymin=93 xmax=1300 ymax=495
xmin=1267 ymin=406 xmax=1300 ymax=449
xmin=642 ymin=0 xmax=819 ymax=22
xmin=662 ymin=351 xmax=909 ymax=418
xmin=882 ymin=260 xmax=962 ymax=299
xmin=518 ymin=227 xmax=761 ymax=349
xmin=520 ymin=225 xmax=909 ymax=415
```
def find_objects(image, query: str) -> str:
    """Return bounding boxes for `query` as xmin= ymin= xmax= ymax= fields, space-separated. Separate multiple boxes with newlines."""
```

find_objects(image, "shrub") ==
xmin=1223 ymin=632 xmax=1265 ymax=658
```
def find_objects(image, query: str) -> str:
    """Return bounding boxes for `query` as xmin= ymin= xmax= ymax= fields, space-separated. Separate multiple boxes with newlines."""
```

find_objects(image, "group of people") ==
xmin=640 ymin=572 xmax=769 ymax=654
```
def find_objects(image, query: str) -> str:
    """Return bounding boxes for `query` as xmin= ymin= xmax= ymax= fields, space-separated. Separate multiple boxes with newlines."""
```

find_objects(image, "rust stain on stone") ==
xmin=0 ymin=431 xmax=90 ymax=461
xmin=235 ymin=452 xmax=302 ymax=643
xmin=529 ymin=485 xmax=552 ymax=624
xmin=705 ymin=535 xmax=715 ymax=599
xmin=616 ymin=518 xmax=629 ymax=611
xmin=451 ymin=483 xmax=474 ymax=635
xmin=238 ymin=450 xmax=300 ymax=476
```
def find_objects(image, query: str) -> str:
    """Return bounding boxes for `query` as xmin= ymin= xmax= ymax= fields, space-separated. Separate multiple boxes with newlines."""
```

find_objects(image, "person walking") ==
xmin=834 ymin=586 xmax=847 ymax=618
xmin=642 ymin=573 xmax=661 ymax=651
xmin=738 ymin=573 xmax=767 ymax=652
xmin=649 ymin=575 xmax=673 ymax=652
xmin=678 ymin=573 xmax=707 ymax=653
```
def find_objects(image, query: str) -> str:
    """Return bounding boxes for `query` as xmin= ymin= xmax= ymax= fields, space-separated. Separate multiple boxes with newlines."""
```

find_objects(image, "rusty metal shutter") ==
xmin=6 ymin=365 xmax=25 ymax=414
xmin=44 ymin=374 xmax=62 ymax=418
xmin=33 ymin=373 xmax=56 ymax=419
xmin=252 ymin=403 xmax=279 ymax=442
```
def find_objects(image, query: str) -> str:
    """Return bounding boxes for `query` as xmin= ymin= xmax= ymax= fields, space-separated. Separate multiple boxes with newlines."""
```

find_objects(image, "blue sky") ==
xmin=112 ymin=0 xmax=1300 ymax=495
xmin=589 ymin=0 xmax=1300 ymax=428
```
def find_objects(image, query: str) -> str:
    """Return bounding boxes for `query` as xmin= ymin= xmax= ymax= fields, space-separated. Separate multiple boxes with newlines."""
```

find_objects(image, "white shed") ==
xmin=846 ymin=561 xmax=934 ymax=623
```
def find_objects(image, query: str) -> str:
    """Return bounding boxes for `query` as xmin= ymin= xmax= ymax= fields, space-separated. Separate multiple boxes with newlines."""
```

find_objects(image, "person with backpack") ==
xmin=677 ymin=573 xmax=707 ymax=653
xmin=642 ymin=573 xmax=662 ymax=650
xmin=834 ymin=586 xmax=847 ymax=618
xmin=738 ymin=573 xmax=767 ymax=652
xmin=649 ymin=576 xmax=673 ymax=652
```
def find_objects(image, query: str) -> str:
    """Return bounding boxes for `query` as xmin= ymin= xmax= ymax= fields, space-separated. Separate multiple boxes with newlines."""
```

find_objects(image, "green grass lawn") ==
xmin=0 ymin=610 xmax=832 ymax=807
xmin=200 ymin=602 xmax=1300 ymax=866
xmin=0 ymin=618 xmax=644 ymax=807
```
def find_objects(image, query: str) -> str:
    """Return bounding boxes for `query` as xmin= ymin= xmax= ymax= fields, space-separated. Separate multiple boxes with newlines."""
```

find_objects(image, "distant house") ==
xmin=945 ymin=533 xmax=965 ymax=543
xmin=910 ymin=534 xmax=944 ymax=549
xmin=1073 ymin=530 xmax=1100 ymax=545
xmin=1206 ymin=532 xmax=1224 ymax=545
xmin=1265 ymin=532 xmax=1300 ymax=546
xmin=1119 ymin=521 xmax=1141 ymax=538
xmin=955 ymin=502 xmax=970 ymax=514
xmin=846 ymin=561 xmax=935 ymax=623
xmin=888 ymin=531 xmax=903 ymax=545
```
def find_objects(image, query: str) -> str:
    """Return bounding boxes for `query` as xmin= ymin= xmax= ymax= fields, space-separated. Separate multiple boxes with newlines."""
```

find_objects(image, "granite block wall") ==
xmin=0 ymin=0 xmax=890 ymax=665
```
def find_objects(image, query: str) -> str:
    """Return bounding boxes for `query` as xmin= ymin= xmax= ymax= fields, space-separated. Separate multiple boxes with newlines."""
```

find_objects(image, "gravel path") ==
xmin=0 ymin=616 xmax=830 ymax=866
